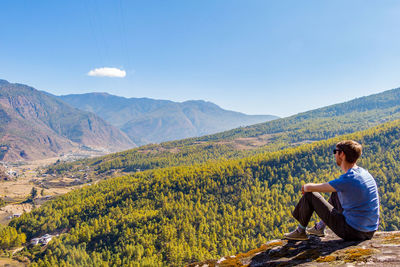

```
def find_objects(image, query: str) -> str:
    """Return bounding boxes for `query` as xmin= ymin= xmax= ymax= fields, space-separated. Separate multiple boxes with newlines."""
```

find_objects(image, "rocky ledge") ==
xmin=188 ymin=230 xmax=400 ymax=266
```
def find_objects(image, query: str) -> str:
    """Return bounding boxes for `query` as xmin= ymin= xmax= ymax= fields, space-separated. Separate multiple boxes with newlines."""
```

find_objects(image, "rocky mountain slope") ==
xmin=189 ymin=229 xmax=400 ymax=266
xmin=58 ymin=93 xmax=278 ymax=145
xmin=0 ymin=80 xmax=135 ymax=161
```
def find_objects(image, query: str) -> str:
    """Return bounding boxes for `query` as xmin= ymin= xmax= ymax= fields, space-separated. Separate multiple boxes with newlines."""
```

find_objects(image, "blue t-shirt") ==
xmin=328 ymin=167 xmax=380 ymax=232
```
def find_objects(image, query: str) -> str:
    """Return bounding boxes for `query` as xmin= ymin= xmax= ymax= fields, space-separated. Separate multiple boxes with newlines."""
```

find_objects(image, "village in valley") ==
xmin=0 ymin=153 xmax=97 ymax=233
xmin=0 ymin=148 xmax=111 ymax=265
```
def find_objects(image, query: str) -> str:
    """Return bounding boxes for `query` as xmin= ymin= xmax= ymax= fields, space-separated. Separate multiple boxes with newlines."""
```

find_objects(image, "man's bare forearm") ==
xmin=302 ymin=183 xmax=336 ymax=194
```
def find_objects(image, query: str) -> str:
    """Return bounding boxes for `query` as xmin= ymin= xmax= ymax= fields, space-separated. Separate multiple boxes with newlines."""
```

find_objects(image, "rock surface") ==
xmin=188 ymin=230 xmax=400 ymax=266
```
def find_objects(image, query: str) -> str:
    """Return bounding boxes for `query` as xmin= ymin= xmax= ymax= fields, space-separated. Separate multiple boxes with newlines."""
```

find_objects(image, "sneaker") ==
xmin=306 ymin=225 xmax=326 ymax=237
xmin=283 ymin=228 xmax=308 ymax=241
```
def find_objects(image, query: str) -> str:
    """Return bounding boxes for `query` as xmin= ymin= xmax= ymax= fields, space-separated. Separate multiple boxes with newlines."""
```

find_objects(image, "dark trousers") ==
xmin=292 ymin=192 xmax=375 ymax=241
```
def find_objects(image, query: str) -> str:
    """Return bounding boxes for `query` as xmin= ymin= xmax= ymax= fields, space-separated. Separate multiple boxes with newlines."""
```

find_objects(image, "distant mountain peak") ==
xmin=0 ymin=80 xmax=135 ymax=161
xmin=0 ymin=79 xmax=10 ymax=85
xmin=59 ymin=92 xmax=278 ymax=145
xmin=60 ymin=92 xmax=111 ymax=97
xmin=95 ymin=92 xmax=111 ymax=96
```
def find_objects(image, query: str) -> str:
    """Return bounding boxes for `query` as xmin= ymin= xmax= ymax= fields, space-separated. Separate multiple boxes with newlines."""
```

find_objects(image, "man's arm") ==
xmin=302 ymin=183 xmax=336 ymax=194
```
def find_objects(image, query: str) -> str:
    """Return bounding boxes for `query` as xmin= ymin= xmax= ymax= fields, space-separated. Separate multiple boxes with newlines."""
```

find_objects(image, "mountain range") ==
xmin=54 ymin=85 xmax=400 ymax=176
xmin=58 ymin=93 xmax=278 ymax=145
xmin=0 ymin=79 xmax=277 ymax=160
xmin=0 ymin=80 xmax=134 ymax=161
xmin=185 ymin=86 xmax=400 ymax=144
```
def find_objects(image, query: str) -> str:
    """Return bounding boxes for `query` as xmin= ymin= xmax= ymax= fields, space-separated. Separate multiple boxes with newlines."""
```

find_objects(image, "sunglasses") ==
xmin=333 ymin=148 xmax=342 ymax=154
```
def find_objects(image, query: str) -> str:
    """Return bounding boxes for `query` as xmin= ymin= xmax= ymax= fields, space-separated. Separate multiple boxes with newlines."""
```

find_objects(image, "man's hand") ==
xmin=301 ymin=183 xmax=315 ymax=194
xmin=301 ymin=184 xmax=307 ymax=194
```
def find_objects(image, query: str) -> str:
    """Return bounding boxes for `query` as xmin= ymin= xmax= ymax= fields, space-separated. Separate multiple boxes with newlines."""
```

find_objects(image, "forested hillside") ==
xmin=9 ymin=119 xmax=400 ymax=266
xmin=47 ymin=86 xmax=400 ymax=177
xmin=190 ymin=86 xmax=400 ymax=142
xmin=46 ymin=141 xmax=250 ymax=176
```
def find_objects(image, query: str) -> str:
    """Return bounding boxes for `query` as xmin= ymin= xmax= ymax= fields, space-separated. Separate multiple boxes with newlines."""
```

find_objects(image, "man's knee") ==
xmin=304 ymin=192 xmax=323 ymax=200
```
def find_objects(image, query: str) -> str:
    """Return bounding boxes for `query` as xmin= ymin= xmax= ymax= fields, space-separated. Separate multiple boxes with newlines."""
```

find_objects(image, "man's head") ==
xmin=334 ymin=140 xmax=362 ymax=166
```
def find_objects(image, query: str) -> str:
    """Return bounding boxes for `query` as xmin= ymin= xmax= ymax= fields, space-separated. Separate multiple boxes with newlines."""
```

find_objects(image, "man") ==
xmin=284 ymin=140 xmax=380 ymax=241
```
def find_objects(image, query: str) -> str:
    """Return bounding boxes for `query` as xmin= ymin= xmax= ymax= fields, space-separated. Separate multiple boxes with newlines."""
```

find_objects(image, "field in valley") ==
xmin=0 ymin=156 xmax=93 ymax=227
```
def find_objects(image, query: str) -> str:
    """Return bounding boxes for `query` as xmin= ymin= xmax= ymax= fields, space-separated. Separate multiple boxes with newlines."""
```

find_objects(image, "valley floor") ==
xmin=0 ymin=257 xmax=26 ymax=267
xmin=0 ymin=156 xmax=93 ymax=226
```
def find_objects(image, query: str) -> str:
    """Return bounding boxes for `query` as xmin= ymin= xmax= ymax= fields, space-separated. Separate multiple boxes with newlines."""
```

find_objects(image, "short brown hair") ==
xmin=336 ymin=140 xmax=362 ymax=163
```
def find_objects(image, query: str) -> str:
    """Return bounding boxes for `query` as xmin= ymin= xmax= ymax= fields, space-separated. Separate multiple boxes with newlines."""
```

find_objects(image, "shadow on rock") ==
xmin=250 ymin=235 xmax=361 ymax=267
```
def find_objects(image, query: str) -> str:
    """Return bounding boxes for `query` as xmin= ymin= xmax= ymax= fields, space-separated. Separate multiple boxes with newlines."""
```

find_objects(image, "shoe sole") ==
xmin=308 ymin=234 xmax=325 ymax=237
xmin=283 ymin=236 xmax=309 ymax=241
xmin=306 ymin=231 xmax=325 ymax=237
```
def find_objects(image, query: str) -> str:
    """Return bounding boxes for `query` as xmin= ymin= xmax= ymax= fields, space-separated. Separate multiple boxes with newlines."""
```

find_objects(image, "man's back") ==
xmin=329 ymin=167 xmax=380 ymax=232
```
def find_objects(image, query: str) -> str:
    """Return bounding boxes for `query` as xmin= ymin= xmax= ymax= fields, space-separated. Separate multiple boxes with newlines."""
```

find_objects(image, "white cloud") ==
xmin=88 ymin=67 xmax=126 ymax=78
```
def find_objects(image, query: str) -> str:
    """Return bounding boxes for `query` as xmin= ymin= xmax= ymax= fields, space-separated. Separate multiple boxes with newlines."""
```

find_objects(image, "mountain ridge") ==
xmin=0 ymin=80 xmax=135 ymax=161
xmin=49 ymin=84 xmax=400 ymax=177
xmin=58 ymin=92 xmax=278 ymax=145
xmin=190 ymin=85 xmax=400 ymax=142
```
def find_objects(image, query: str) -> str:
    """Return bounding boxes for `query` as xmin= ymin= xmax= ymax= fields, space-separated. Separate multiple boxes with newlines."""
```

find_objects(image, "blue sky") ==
xmin=1 ymin=1 xmax=400 ymax=117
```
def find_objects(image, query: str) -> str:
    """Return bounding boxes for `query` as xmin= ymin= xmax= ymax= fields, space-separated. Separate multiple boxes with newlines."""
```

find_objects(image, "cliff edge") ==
xmin=188 ymin=230 xmax=400 ymax=266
